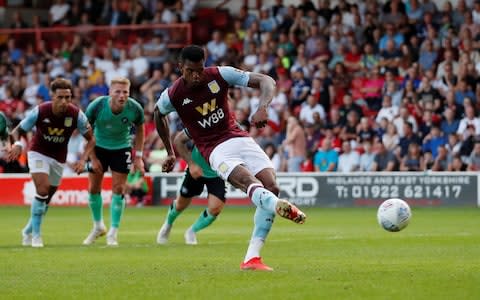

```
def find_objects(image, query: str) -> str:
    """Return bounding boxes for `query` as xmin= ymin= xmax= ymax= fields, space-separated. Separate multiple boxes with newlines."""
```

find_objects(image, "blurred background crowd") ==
xmin=1 ymin=0 xmax=480 ymax=174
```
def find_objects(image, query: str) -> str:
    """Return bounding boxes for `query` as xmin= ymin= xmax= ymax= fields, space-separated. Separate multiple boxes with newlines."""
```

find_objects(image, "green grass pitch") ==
xmin=0 ymin=206 xmax=479 ymax=299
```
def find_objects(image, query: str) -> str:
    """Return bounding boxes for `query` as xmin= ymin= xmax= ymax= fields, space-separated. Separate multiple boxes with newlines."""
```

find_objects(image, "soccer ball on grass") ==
xmin=377 ymin=198 xmax=412 ymax=232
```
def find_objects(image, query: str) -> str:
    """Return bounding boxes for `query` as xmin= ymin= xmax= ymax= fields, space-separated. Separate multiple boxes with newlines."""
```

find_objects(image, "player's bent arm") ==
xmin=134 ymin=123 xmax=145 ymax=156
xmin=6 ymin=106 xmax=37 ymax=161
xmin=153 ymin=106 xmax=175 ymax=156
xmin=81 ymin=129 xmax=96 ymax=163
xmin=132 ymin=123 xmax=146 ymax=173
xmin=173 ymin=130 xmax=194 ymax=165
xmin=247 ymin=72 xmax=276 ymax=109
xmin=6 ymin=124 xmax=27 ymax=161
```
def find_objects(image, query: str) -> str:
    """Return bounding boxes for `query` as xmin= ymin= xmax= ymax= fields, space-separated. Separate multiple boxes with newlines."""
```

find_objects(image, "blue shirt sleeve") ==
xmin=155 ymin=89 xmax=176 ymax=115
xmin=218 ymin=66 xmax=250 ymax=87
xmin=77 ymin=111 xmax=90 ymax=135
xmin=19 ymin=106 xmax=39 ymax=131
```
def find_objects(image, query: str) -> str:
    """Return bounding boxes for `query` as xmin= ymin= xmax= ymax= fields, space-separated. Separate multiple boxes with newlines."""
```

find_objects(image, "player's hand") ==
xmin=251 ymin=106 xmax=269 ymax=128
xmin=73 ymin=159 xmax=86 ymax=174
xmin=162 ymin=155 xmax=176 ymax=173
xmin=189 ymin=163 xmax=203 ymax=179
xmin=133 ymin=157 xmax=145 ymax=175
xmin=6 ymin=144 xmax=22 ymax=162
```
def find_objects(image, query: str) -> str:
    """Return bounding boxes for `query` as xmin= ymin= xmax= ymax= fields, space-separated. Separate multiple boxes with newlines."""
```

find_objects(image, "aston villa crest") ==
xmin=64 ymin=117 xmax=72 ymax=127
xmin=208 ymin=80 xmax=220 ymax=94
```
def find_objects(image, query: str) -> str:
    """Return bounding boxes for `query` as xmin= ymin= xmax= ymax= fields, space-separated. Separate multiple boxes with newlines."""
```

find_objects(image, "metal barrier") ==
xmin=0 ymin=23 xmax=192 ymax=50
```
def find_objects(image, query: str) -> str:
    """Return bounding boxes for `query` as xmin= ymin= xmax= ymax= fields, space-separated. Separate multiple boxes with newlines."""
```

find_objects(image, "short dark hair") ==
xmin=180 ymin=45 xmax=205 ymax=63
xmin=50 ymin=78 xmax=73 ymax=93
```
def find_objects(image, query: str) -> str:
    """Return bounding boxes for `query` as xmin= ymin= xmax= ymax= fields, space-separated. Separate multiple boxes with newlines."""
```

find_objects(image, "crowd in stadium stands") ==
xmin=2 ymin=0 xmax=480 ymax=174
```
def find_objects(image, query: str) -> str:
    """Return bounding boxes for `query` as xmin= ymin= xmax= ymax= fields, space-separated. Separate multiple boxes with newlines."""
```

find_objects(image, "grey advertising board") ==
xmin=152 ymin=172 xmax=479 ymax=207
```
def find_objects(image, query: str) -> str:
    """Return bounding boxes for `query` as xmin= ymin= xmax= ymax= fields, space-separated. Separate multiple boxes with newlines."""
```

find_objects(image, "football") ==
xmin=377 ymin=198 xmax=412 ymax=232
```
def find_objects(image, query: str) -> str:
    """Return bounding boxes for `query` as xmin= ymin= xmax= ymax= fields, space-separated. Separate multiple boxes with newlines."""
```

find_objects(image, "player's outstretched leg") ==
xmin=248 ymin=184 xmax=306 ymax=224
xmin=184 ymin=208 xmax=217 ymax=245
xmin=31 ymin=195 xmax=48 ymax=248
xmin=157 ymin=200 xmax=183 ymax=244
xmin=240 ymin=207 xmax=275 ymax=271
xmin=83 ymin=193 xmax=106 ymax=245
xmin=107 ymin=193 xmax=125 ymax=246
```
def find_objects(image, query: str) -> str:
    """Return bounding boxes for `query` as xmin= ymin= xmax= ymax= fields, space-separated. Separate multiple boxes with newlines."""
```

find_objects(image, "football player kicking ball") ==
xmin=154 ymin=45 xmax=306 ymax=271
xmin=157 ymin=129 xmax=226 ymax=245
xmin=7 ymin=78 xmax=97 ymax=247
xmin=83 ymin=77 xmax=145 ymax=246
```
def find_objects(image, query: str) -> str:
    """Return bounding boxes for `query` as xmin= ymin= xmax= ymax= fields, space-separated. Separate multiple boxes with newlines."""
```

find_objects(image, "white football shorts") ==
xmin=27 ymin=151 xmax=64 ymax=186
xmin=209 ymin=137 xmax=274 ymax=180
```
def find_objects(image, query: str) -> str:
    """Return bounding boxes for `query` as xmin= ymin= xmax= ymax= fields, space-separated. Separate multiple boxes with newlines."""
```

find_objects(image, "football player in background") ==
xmin=83 ymin=77 xmax=145 ymax=246
xmin=7 ymin=78 xmax=96 ymax=247
xmin=157 ymin=129 xmax=226 ymax=245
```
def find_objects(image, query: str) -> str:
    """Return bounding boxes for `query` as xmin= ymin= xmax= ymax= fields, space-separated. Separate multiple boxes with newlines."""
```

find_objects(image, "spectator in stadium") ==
xmin=467 ymin=140 xmax=480 ymax=171
xmin=400 ymin=142 xmax=423 ymax=171
xmin=130 ymin=1 xmax=151 ymax=25
xmin=290 ymin=67 xmax=311 ymax=109
xmin=340 ymin=110 xmax=360 ymax=144
xmin=157 ymin=129 xmax=227 ymax=245
xmin=104 ymin=57 xmax=128 ymax=87
xmin=264 ymin=142 xmax=282 ymax=171
xmin=337 ymin=140 xmax=360 ymax=172
xmin=10 ymin=11 xmax=28 ymax=29
xmin=154 ymin=45 xmax=305 ymax=271
xmin=457 ymin=104 xmax=480 ymax=139
xmin=454 ymin=80 xmax=476 ymax=106
xmin=375 ymin=95 xmax=399 ymax=124
xmin=393 ymin=106 xmax=418 ymax=137
xmin=379 ymin=39 xmax=402 ymax=76
xmin=7 ymin=78 xmax=96 ymax=248
xmin=448 ymin=154 xmax=468 ymax=171
xmin=432 ymin=145 xmax=449 ymax=171
xmin=6 ymin=38 xmax=23 ymax=64
xmin=422 ymin=125 xmax=447 ymax=158
xmin=82 ymin=77 xmax=145 ymax=247
xmin=359 ymin=140 xmax=375 ymax=171
xmin=103 ymin=0 xmax=131 ymax=26
xmin=49 ymin=0 xmax=70 ymax=25
xmin=362 ymin=65 xmax=384 ymax=111
xmin=382 ymin=121 xmax=400 ymax=151
xmin=398 ymin=121 xmax=423 ymax=157
xmin=299 ymin=94 xmax=326 ymax=126
xmin=339 ymin=93 xmax=363 ymax=124
xmin=128 ymin=47 xmax=150 ymax=89
xmin=436 ymin=49 xmax=459 ymax=79
xmin=143 ymin=34 xmax=169 ymax=70
xmin=360 ymin=42 xmax=380 ymax=71
xmin=283 ymin=116 xmax=306 ymax=172
xmin=140 ymin=69 xmax=168 ymax=110
xmin=445 ymin=132 xmax=462 ymax=158
xmin=371 ymin=139 xmax=397 ymax=172
xmin=418 ymin=39 xmax=438 ymax=72
xmin=314 ymin=138 xmax=339 ymax=172
xmin=327 ymin=107 xmax=345 ymax=137
xmin=206 ymin=30 xmax=227 ymax=65
xmin=357 ymin=116 xmax=376 ymax=144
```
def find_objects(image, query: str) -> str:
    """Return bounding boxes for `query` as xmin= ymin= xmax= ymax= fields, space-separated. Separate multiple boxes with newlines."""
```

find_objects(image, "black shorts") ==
xmin=94 ymin=146 xmax=132 ymax=174
xmin=180 ymin=169 xmax=226 ymax=202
